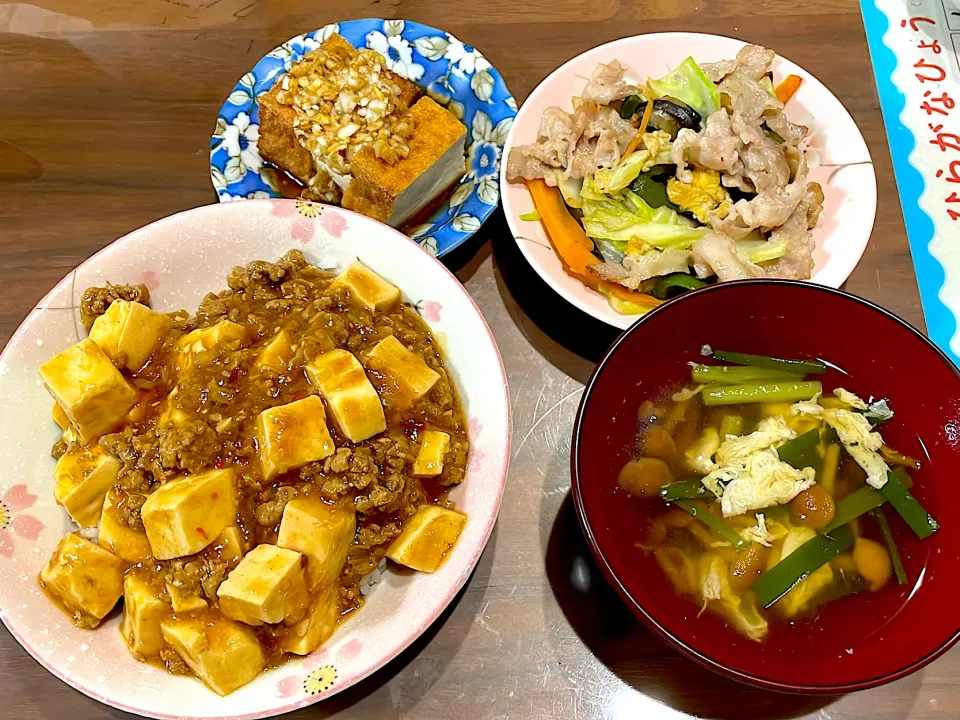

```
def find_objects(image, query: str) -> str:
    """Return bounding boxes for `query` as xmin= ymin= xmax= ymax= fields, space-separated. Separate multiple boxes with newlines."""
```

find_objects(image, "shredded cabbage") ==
xmin=593 ymin=151 xmax=651 ymax=194
xmin=581 ymin=196 xmax=707 ymax=250
xmin=736 ymin=238 xmax=789 ymax=264
xmin=648 ymin=57 xmax=721 ymax=120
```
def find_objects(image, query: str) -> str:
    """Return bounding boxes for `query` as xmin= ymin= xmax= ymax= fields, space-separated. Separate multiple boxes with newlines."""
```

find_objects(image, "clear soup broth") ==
xmin=621 ymin=354 xmax=933 ymax=643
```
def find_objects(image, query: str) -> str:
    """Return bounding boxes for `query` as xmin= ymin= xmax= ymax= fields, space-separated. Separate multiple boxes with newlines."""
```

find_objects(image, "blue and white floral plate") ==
xmin=209 ymin=19 xmax=516 ymax=257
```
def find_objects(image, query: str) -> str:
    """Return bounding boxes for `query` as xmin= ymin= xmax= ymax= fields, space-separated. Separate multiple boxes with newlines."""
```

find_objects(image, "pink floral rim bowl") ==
xmin=0 ymin=200 xmax=511 ymax=719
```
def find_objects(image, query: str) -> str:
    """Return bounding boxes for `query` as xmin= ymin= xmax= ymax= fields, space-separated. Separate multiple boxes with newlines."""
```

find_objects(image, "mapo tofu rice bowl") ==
xmin=0 ymin=201 xmax=510 ymax=715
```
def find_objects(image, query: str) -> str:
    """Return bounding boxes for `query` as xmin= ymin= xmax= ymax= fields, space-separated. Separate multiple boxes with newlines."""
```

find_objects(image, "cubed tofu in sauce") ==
xmin=39 ymin=339 xmax=137 ymax=444
xmin=40 ymin=534 xmax=126 ymax=629
xmin=36 ymin=252 xmax=471 ymax=695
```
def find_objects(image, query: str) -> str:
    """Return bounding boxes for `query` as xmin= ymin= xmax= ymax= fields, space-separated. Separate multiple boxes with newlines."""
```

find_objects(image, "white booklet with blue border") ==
xmin=862 ymin=0 xmax=960 ymax=366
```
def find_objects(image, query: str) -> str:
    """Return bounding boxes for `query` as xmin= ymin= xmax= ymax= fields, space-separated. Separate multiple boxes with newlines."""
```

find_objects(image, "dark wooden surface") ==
xmin=0 ymin=1 xmax=943 ymax=718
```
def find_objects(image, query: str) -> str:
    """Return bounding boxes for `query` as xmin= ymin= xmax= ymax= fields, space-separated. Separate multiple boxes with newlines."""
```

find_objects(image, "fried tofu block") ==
xmin=166 ymin=582 xmax=208 ymax=613
xmin=386 ymin=505 xmax=466 ymax=573
xmin=413 ymin=430 xmax=451 ymax=477
xmin=177 ymin=320 xmax=246 ymax=366
xmin=99 ymin=488 xmax=153 ymax=563
xmin=140 ymin=468 xmax=236 ymax=560
xmin=54 ymin=444 xmax=121 ymax=528
xmin=366 ymin=335 xmax=440 ymax=408
xmin=39 ymin=338 xmax=137 ymax=444
xmin=53 ymin=402 xmax=70 ymax=430
xmin=256 ymin=396 xmax=335 ymax=480
xmin=328 ymin=261 xmax=401 ymax=312
xmin=277 ymin=497 xmax=356 ymax=591
xmin=255 ymin=330 xmax=296 ymax=373
xmin=279 ymin=584 xmax=340 ymax=655
xmin=161 ymin=616 xmax=265 ymax=696
xmin=258 ymin=86 xmax=315 ymax=185
xmin=258 ymin=33 xmax=421 ymax=185
xmin=88 ymin=299 xmax=172 ymax=371
xmin=40 ymin=533 xmax=126 ymax=628
xmin=120 ymin=574 xmax=168 ymax=657
xmin=306 ymin=349 xmax=386 ymax=443
xmin=342 ymin=97 xmax=467 ymax=227
xmin=217 ymin=544 xmax=310 ymax=626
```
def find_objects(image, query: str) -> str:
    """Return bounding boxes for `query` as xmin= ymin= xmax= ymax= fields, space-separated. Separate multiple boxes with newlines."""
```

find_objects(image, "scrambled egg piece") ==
xmin=834 ymin=387 xmax=868 ymax=410
xmin=790 ymin=393 xmax=823 ymax=418
xmin=823 ymin=408 xmax=889 ymax=489
xmin=702 ymin=417 xmax=815 ymax=517
xmin=699 ymin=554 xmax=769 ymax=641
xmin=834 ymin=388 xmax=895 ymax=422
xmin=740 ymin=513 xmax=774 ymax=546
xmin=639 ymin=130 xmax=673 ymax=172
xmin=667 ymin=169 xmax=732 ymax=223
xmin=774 ymin=527 xmax=835 ymax=618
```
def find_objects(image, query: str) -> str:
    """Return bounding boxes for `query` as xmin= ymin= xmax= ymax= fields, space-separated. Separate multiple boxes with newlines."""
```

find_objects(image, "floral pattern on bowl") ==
xmin=209 ymin=19 xmax=517 ymax=257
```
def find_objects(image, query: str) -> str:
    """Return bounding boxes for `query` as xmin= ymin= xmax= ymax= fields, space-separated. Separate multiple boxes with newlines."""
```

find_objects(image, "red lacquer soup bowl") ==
xmin=571 ymin=280 xmax=960 ymax=693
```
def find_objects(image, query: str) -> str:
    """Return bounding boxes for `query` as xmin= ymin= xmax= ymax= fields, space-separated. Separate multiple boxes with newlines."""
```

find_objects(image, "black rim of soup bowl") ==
xmin=570 ymin=278 xmax=960 ymax=694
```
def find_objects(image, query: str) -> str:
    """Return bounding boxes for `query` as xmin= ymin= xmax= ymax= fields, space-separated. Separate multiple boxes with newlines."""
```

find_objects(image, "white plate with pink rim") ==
xmin=0 ymin=200 xmax=511 ymax=719
xmin=500 ymin=32 xmax=877 ymax=330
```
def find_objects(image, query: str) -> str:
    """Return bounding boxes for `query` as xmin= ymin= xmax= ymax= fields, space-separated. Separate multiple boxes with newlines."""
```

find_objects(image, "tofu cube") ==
xmin=413 ymin=430 xmax=451 ymax=477
xmin=279 ymin=585 xmax=340 ymax=655
xmin=53 ymin=402 xmax=70 ymax=430
xmin=177 ymin=320 xmax=246 ymax=366
xmin=217 ymin=544 xmax=310 ymax=626
xmin=158 ymin=388 xmax=188 ymax=427
xmin=256 ymin=396 xmax=335 ymax=480
xmin=366 ymin=335 xmax=440 ymax=408
xmin=120 ymin=574 xmax=168 ymax=657
xmin=140 ymin=468 xmax=236 ymax=560
xmin=255 ymin=330 xmax=296 ymax=373
xmin=277 ymin=497 xmax=356 ymax=591
xmin=329 ymin=261 xmax=401 ymax=312
xmin=99 ymin=488 xmax=153 ymax=563
xmin=88 ymin=299 xmax=172 ymax=371
xmin=306 ymin=350 xmax=386 ymax=443
xmin=39 ymin=338 xmax=137 ymax=443
xmin=386 ymin=505 xmax=466 ymax=573
xmin=40 ymin=533 xmax=126 ymax=628
xmin=211 ymin=524 xmax=247 ymax=565
xmin=161 ymin=616 xmax=265 ymax=696
xmin=166 ymin=582 xmax=208 ymax=613
xmin=54 ymin=444 xmax=121 ymax=528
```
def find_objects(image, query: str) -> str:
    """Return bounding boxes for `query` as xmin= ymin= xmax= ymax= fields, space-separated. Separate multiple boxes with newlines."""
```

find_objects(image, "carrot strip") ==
xmin=524 ymin=179 xmax=661 ymax=307
xmin=775 ymin=75 xmax=803 ymax=104
xmin=621 ymin=97 xmax=655 ymax=160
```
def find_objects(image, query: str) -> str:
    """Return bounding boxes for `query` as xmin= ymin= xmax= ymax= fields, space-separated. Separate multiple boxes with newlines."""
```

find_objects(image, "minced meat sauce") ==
xmin=59 ymin=250 xmax=468 ymax=670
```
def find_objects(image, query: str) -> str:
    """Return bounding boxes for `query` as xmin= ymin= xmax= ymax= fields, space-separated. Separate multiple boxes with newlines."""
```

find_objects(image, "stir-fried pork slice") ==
xmin=766 ymin=112 xmax=809 ymax=146
xmin=589 ymin=249 xmax=692 ymax=288
xmin=581 ymin=61 xmax=636 ymax=105
xmin=673 ymin=111 xmax=743 ymax=182
xmin=711 ymin=172 xmax=809 ymax=238
xmin=692 ymin=232 xmax=767 ymax=281
xmin=765 ymin=182 xmax=824 ymax=280
xmin=701 ymin=59 xmax=738 ymax=83
xmin=739 ymin=137 xmax=791 ymax=194
xmin=506 ymin=102 xmax=635 ymax=182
